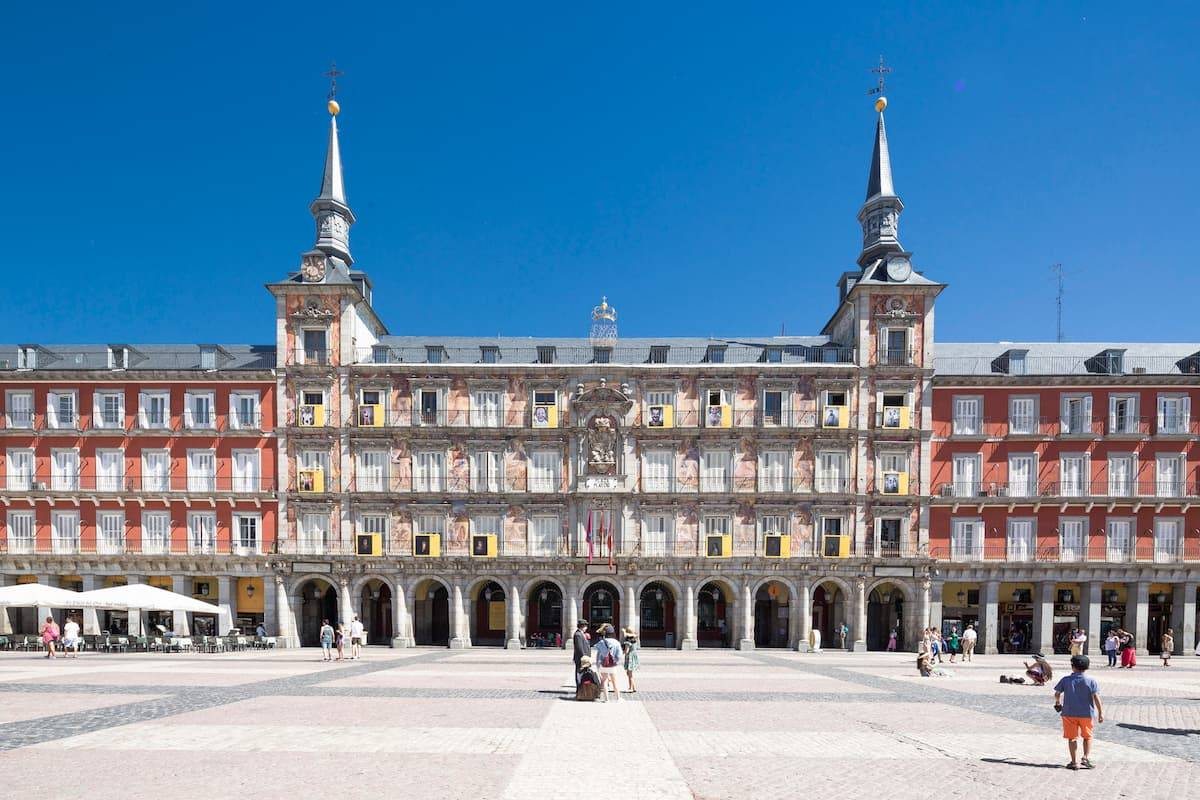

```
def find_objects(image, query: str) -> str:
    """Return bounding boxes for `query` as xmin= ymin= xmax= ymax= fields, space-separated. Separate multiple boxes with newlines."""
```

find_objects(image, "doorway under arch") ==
xmin=812 ymin=582 xmax=847 ymax=649
xmin=360 ymin=580 xmax=393 ymax=645
xmin=526 ymin=582 xmax=563 ymax=647
xmin=754 ymin=581 xmax=791 ymax=648
xmin=697 ymin=581 xmax=732 ymax=648
xmin=296 ymin=578 xmax=338 ymax=647
xmin=639 ymin=582 xmax=676 ymax=647
xmin=413 ymin=579 xmax=450 ymax=646
xmin=582 ymin=581 xmax=620 ymax=637
xmin=867 ymin=583 xmax=905 ymax=651
xmin=472 ymin=581 xmax=507 ymax=647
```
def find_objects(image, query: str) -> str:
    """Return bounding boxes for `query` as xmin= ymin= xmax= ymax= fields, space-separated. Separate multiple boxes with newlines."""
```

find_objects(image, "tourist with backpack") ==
xmin=594 ymin=623 xmax=623 ymax=702
xmin=575 ymin=656 xmax=601 ymax=701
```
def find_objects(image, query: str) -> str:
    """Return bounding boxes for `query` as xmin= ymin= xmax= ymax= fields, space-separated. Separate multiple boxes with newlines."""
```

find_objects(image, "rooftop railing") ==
xmin=350 ymin=344 xmax=857 ymax=367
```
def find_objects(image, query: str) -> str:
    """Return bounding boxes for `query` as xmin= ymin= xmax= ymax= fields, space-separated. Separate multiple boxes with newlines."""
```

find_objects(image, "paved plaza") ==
xmin=0 ymin=646 xmax=1197 ymax=799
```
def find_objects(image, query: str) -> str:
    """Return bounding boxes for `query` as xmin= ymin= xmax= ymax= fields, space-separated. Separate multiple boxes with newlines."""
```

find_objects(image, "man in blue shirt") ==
xmin=1053 ymin=654 xmax=1104 ymax=770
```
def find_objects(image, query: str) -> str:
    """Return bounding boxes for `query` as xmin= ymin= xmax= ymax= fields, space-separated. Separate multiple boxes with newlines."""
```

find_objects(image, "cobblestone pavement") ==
xmin=0 ymin=647 xmax=1196 ymax=799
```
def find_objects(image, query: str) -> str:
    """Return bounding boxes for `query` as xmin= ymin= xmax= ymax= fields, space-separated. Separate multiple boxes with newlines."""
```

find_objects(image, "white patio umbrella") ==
xmin=77 ymin=583 xmax=220 ymax=614
xmin=0 ymin=583 xmax=101 ymax=608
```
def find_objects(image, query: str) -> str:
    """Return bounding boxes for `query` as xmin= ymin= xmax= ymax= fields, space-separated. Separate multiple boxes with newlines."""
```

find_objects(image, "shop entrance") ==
xmin=698 ymin=581 xmax=732 ymax=648
xmin=754 ymin=582 xmax=790 ymax=648
xmin=582 ymin=582 xmax=620 ymax=638
xmin=472 ymin=581 xmax=507 ymax=647
xmin=639 ymin=582 xmax=676 ymax=648
xmin=526 ymin=582 xmax=563 ymax=647
xmin=297 ymin=579 xmax=338 ymax=647
xmin=414 ymin=579 xmax=450 ymax=646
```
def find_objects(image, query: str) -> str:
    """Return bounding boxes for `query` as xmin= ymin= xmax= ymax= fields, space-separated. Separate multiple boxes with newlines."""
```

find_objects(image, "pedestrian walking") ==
xmin=61 ymin=616 xmax=81 ymax=658
xmin=1104 ymin=631 xmax=1120 ymax=667
xmin=931 ymin=632 xmax=942 ymax=663
xmin=594 ymin=624 xmax=623 ymax=702
xmin=1053 ymin=654 xmax=1104 ymax=770
xmin=572 ymin=619 xmax=590 ymax=686
xmin=335 ymin=623 xmax=346 ymax=661
xmin=961 ymin=623 xmax=977 ymax=662
xmin=1160 ymin=629 xmax=1174 ymax=667
xmin=622 ymin=627 xmax=640 ymax=693
xmin=886 ymin=628 xmax=897 ymax=652
xmin=1119 ymin=630 xmax=1136 ymax=668
xmin=838 ymin=623 xmax=848 ymax=650
xmin=947 ymin=626 xmax=960 ymax=663
xmin=319 ymin=619 xmax=334 ymax=661
xmin=350 ymin=615 xmax=365 ymax=659
xmin=39 ymin=616 xmax=59 ymax=659
xmin=1070 ymin=628 xmax=1087 ymax=656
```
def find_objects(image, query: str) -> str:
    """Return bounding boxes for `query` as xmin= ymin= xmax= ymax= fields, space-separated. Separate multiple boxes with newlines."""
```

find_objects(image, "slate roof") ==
xmin=934 ymin=342 xmax=1200 ymax=376
xmin=0 ymin=344 xmax=276 ymax=372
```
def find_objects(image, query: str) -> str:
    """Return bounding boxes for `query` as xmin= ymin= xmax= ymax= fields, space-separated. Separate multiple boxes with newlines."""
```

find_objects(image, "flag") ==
xmin=585 ymin=510 xmax=594 ymax=562
xmin=607 ymin=510 xmax=615 ymax=568
xmin=596 ymin=511 xmax=605 ymax=561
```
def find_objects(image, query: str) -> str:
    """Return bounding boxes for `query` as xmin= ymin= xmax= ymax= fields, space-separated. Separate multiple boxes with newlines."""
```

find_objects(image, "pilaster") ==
xmin=507 ymin=582 xmax=522 ymax=649
xmin=982 ymin=580 xmax=1000 ymax=655
xmin=1171 ymin=582 xmax=1195 ymax=656
xmin=738 ymin=581 xmax=755 ymax=650
xmin=1032 ymin=581 xmax=1055 ymax=654
xmin=1083 ymin=581 xmax=1103 ymax=655
xmin=171 ymin=575 xmax=191 ymax=636
xmin=797 ymin=578 xmax=812 ymax=652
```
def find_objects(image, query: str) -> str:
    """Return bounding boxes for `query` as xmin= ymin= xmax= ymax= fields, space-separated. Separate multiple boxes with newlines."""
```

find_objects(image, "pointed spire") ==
xmin=310 ymin=98 xmax=356 ymax=265
xmin=865 ymin=110 xmax=895 ymax=200
xmin=857 ymin=96 xmax=904 ymax=267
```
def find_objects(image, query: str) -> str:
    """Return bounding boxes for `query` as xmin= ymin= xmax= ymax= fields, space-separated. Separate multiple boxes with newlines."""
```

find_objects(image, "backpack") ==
xmin=599 ymin=640 xmax=619 ymax=668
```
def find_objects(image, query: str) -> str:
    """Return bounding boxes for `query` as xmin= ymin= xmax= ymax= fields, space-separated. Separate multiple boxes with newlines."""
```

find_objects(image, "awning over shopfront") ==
xmin=78 ymin=584 xmax=219 ymax=614
xmin=0 ymin=583 xmax=103 ymax=608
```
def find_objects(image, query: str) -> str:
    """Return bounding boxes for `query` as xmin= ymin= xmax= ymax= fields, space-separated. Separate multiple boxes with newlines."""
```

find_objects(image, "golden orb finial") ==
xmin=874 ymin=96 xmax=887 ymax=113
xmin=328 ymin=99 xmax=341 ymax=116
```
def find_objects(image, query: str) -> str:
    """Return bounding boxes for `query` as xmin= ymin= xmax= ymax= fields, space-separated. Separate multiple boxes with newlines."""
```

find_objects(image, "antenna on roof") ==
xmin=1051 ymin=263 xmax=1065 ymax=342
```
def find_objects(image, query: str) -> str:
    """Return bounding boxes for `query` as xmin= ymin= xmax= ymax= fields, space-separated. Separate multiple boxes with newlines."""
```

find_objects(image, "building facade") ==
xmin=1 ymin=96 xmax=1196 ymax=654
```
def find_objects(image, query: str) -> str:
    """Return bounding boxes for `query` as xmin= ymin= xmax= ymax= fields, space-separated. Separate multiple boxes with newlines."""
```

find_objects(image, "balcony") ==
xmin=288 ymin=348 xmax=331 ymax=367
xmin=1 ymin=475 xmax=277 ymax=495
xmin=0 ymin=538 xmax=276 ymax=557
xmin=3 ymin=410 xmax=34 ymax=429
xmin=929 ymin=538 xmax=1200 ymax=564
xmin=814 ymin=476 xmax=851 ymax=494
xmin=877 ymin=348 xmax=915 ymax=367
xmin=351 ymin=344 xmax=857 ymax=367
xmin=96 ymin=538 xmax=127 ymax=556
xmin=934 ymin=480 xmax=1198 ymax=502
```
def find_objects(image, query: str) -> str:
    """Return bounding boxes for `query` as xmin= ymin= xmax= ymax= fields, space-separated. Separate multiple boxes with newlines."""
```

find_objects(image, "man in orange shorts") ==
xmin=1053 ymin=654 xmax=1104 ymax=770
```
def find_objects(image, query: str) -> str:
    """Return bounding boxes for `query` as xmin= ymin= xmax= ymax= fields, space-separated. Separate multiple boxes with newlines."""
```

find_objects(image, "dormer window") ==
xmin=108 ymin=346 xmax=127 ymax=370
xmin=648 ymin=346 xmax=669 ymax=364
xmin=762 ymin=347 xmax=782 ymax=363
xmin=1097 ymin=349 xmax=1124 ymax=375
xmin=17 ymin=347 xmax=36 ymax=370
xmin=536 ymin=346 xmax=556 ymax=364
xmin=1006 ymin=349 xmax=1027 ymax=375
xmin=200 ymin=345 xmax=217 ymax=370
xmin=426 ymin=346 xmax=445 ymax=364
xmin=704 ymin=345 xmax=726 ymax=364
xmin=593 ymin=347 xmax=611 ymax=364
xmin=480 ymin=346 xmax=499 ymax=364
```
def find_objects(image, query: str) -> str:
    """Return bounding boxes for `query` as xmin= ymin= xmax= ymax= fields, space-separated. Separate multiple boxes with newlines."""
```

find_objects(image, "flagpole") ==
xmin=586 ymin=509 xmax=594 ymax=563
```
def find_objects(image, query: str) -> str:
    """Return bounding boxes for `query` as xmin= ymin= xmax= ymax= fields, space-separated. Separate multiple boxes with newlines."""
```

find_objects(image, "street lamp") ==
xmin=956 ymin=590 xmax=966 ymax=605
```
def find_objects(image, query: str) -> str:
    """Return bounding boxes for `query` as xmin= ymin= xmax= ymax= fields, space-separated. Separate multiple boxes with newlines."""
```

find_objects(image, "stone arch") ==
xmin=412 ymin=576 xmax=452 ymax=647
xmin=752 ymin=577 xmax=797 ymax=649
xmin=525 ymin=578 xmax=565 ymax=647
xmin=810 ymin=576 xmax=853 ymax=650
xmin=355 ymin=576 xmax=395 ymax=645
xmin=866 ymin=579 xmax=913 ymax=651
xmin=696 ymin=576 xmax=737 ymax=648
xmin=580 ymin=578 xmax=622 ymax=637
xmin=290 ymin=574 xmax=338 ymax=647
xmin=467 ymin=577 xmax=509 ymax=647
xmin=637 ymin=579 xmax=679 ymax=648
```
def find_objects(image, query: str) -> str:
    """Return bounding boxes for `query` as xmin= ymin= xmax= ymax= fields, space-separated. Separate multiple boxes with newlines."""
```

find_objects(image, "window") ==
xmin=704 ymin=345 xmax=726 ymax=364
xmin=6 ymin=511 xmax=34 ymax=554
xmin=648 ymin=345 xmax=669 ymax=364
xmin=1008 ymin=454 xmax=1037 ymax=497
xmin=1060 ymin=454 xmax=1089 ymax=497
xmin=700 ymin=449 xmax=732 ymax=492
xmin=300 ymin=512 xmax=329 ymax=554
xmin=417 ymin=514 xmax=445 ymax=539
xmin=1157 ymin=394 xmax=1190 ymax=435
xmin=51 ymin=449 xmax=80 ymax=491
xmin=200 ymin=345 xmax=217 ymax=370
xmin=5 ymin=391 xmax=33 ymax=429
xmin=820 ymin=516 xmax=847 ymax=557
xmin=645 ymin=389 xmax=674 ymax=427
xmin=471 ymin=389 xmax=502 ymax=427
xmin=17 ymin=347 xmax=37 ymax=369
xmin=142 ymin=511 xmax=170 ymax=555
xmin=822 ymin=389 xmax=848 ymax=428
xmin=1006 ymin=518 xmax=1035 ymax=562
xmin=142 ymin=450 xmax=170 ymax=492
xmin=642 ymin=449 xmax=673 ymax=492
xmin=878 ymin=518 xmax=902 ymax=556
xmin=880 ymin=393 xmax=907 ymax=428
xmin=529 ymin=449 xmax=560 ymax=493
xmin=1109 ymin=394 xmax=1138 ymax=434
xmin=1061 ymin=394 xmax=1092 ymax=435
xmin=1107 ymin=454 xmax=1135 ymax=497
xmin=473 ymin=515 xmax=501 ymax=554
xmin=471 ymin=450 xmax=503 ymax=492
xmin=371 ymin=345 xmax=392 ymax=364
xmin=529 ymin=515 xmax=559 ymax=556
xmin=232 ymin=450 xmax=261 ymax=492
xmin=96 ymin=449 xmax=125 ymax=492
xmin=299 ymin=449 xmax=329 ymax=474
xmin=413 ymin=450 xmax=446 ymax=492
xmin=47 ymin=390 xmax=77 ymax=429
xmin=480 ymin=346 xmax=499 ymax=364
xmin=1155 ymin=454 xmax=1184 ymax=497
xmin=882 ymin=328 xmax=909 ymax=365
xmin=302 ymin=330 xmax=327 ymax=365
xmin=951 ymin=518 xmax=981 ymax=561
xmin=642 ymin=513 xmax=673 ymax=556
xmin=359 ymin=513 xmax=387 ymax=549
xmin=6 ymin=449 xmax=33 ymax=490
xmin=417 ymin=389 xmax=441 ymax=425
xmin=704 ymin=388 xmax=731 ymax=428
xmin=762 ymin=389 xmax=786 ymax=426
xmin=704 ymin=516 xmax=730 ymax=537
xmin=592 ymin=347 xmax=611 ymax=364
xmin=93 ymin=391 xmax=124 ymax=429
xmin=1153 ymin=518 xmax=1181 ymax=563
xmin=231 ymin=392 xmax=260 ymax=429
xmin=98 ymin=511 xmax=125 ymax=554
xmin=51 ymin=510 xmax=80 ymax=554
xmin=760 ymin=450 xmax=789 ymax=492
xmin=234 ymin=514 xmax=261 ymax=554
xmin=108 ymin=346 xmax=127 ymax=370
xmin=184 ymin=391 xmax=215 ymax=429
xmin=425 ymin=346 xmax=444 ymax=364
xmin=1007 ymin=350 xmax=1028 ymax=375
xmin=187 ymin=449 xmax=216 ymax=492
xmin=357 ymin=450 xmax=387 ymax=492
xmin=817 ymin=451 xmax=848 ymax=493
xmin=759 ymin=514 xmax=786 ymax=552
xmin=536 ymin=346 xmax=556 ymax=364
xmin=1009 ymin=396 xmax=1037 ymax=435
xmin=138 ymin=391 xmax=170 ymax=429
xmin=1059 ymin=519 xmax=1085 ymax=562
xmin=1106 ymin=518 xmax=1133 ymax=562
xmin=952 ymin=396 xmax=982 ymax=435
xmin=186 ymin=512 xmax=216 ymax=554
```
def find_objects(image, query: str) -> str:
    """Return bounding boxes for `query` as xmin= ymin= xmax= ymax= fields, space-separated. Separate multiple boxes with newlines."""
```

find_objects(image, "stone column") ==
xmin=918 ymin=577 xmax=932 ymax=634
xmin=274 ymin=576 xmax=293 ymax=647
xmin=216 ymin=576 xmax=234 ymax=636
xmin=680 ymin=579 xmax=698 ymax=650
xmin=449 ymin=581 xmax=468 ymax=649
xmin=171 ymin=575 xmax=191 ymax=636
xmin=625 ymin=584 xmax=639 ymax=639
xmin=1032 ymin=581 xmax=1055 ymax=654
xmin=565 ymin=577 xmax=580 ymax=643
xmin=852 ymin=577 xmax=868 ymax=652
xmin=1170 ymin=582 xmax=1195 ymax=656
xmin=507 ymin=582 xmax=523 ymax=649
xmin=797 ymin=578 xmax=812 ymax=652
xmin=36 ymin=574 xmax=55 ymax=631
xmin=338 ymin=575 xmax=354 ymax=629
xmin=0 ymin=573 xmax=13 ymax=635
xmin=1083 ymin=581 xmax=1103 ymax=655
xmin=392 ymin=578 xmax=410 ymax=648
xmin=982 ymin=580 xmax=1000 ymax=655
xmin=1129 ymin=580 xmax=1150 ymax=652
xmin=125 ymin=575 xmax=143 ymax=637
xmin=80 ymin=575 xmax=101 ymax=636
xmin=261 ymin=574 xmax=276 ymax=638
xmin=738 ymin=580 xmax=756 ymax=650
xmin=929 ymin=579 xmax=944 ymax=638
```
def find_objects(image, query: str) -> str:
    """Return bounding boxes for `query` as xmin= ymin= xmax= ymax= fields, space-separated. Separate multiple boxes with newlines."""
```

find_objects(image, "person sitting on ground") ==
xmin=1023 ymin=652 xmax=1054 ymax=686
xmin=575 ymin=656 xmax=601 ymax=701
xmin=917 ymin=651 xmax=932 ymax=677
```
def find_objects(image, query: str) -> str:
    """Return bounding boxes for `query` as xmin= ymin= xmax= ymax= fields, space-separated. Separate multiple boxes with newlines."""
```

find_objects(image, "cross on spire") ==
xmin=868 ymin=55 xmax=892 ymax=97
xmin=324 ymin=62 xmax=345 ymax=100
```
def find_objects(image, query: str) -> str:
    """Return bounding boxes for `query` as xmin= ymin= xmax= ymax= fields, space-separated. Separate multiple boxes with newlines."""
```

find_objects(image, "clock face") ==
xmin=886 ymin=257 xmax=912 ymax=282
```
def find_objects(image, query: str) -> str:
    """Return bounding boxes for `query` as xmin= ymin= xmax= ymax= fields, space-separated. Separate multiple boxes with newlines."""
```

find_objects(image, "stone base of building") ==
xmin=679 ymin=637 xmax=698 ymax=651
xmin=737 ymin=638 xmax=755 ymax=651
xmin=796 ymin=643 xmax=811 ymax=653
xmin=505 ymin=638 xmax=522 ymax=649
xmin=449 ymin=637 xmax=469 ymax=650
xmin=851 ymin=640 xmax=867 ymax=653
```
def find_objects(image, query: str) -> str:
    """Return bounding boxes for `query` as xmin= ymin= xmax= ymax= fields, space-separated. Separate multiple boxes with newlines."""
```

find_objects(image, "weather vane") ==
xmin=324 ymin=62 xmax=345 ymax=101
xmin=868 ymin=55 xmax=891 ymax=97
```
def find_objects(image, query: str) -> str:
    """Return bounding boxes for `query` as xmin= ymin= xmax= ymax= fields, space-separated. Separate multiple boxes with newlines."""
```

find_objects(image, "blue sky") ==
xmin=3 ymin=3 xmax=1197 ymax=344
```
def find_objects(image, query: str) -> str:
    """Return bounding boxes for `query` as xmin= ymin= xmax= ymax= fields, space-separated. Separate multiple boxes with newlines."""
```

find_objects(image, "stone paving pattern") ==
xmin=0 ymin=647 xmax=1196 ymax=799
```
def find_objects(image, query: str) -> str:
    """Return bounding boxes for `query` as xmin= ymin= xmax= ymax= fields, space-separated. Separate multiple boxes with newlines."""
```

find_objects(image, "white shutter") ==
xmin=46 ymin=392 xmax=59 ymax=428
xmin=1184 ymin=396 xmax=1192 ymax=431
xmin=644 ymin=450 xmax=671 ymax=491
xmin=183 ymin=393 xmax=194 ymax=428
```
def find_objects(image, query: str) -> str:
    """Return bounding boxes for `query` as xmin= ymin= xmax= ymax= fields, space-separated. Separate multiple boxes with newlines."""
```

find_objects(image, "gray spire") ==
xmin=310 ymin=108 xmax=355 ymax=265
xmin=857 ymin=104 xmax=903 ymax=267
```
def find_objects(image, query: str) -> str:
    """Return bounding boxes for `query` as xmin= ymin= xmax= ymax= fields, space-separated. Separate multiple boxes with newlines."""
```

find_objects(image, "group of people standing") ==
xmin=318 ymin=615 xmax=366 ymax=662
xmin=572 ymin=620 xmax=640 ymax=702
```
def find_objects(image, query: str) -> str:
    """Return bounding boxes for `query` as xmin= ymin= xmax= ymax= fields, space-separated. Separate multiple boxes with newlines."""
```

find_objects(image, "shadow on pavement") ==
xmin=980 ymin=758 xmax=1063 ymax=769
xmin=1117 ymin=723 xmax=1199 ymax=737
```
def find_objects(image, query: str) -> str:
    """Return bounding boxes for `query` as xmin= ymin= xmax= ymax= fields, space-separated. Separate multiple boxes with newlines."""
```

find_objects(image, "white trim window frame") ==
xmin=759 ymin=449 xmax=790 ymax=492
xmin=816 ymin=450 xmax=848 ymax=494
xmin=471 ymin=449 xmax=503 ymax=493
xmin=950 ymin=517 xmax=982 ymax=562
xmin=141 ymin=511 xmax=170 ymax=555
xmin=641 ymin=512 xmax=673 ymax=556
xmin=97 ymin=510 xmax=125 ymax=554
xmin=642 ymin=448 xmax=673 ymax=493
xmin=528 ymin=514 xmax=560 ymax=557
xmin=1106 ymin=453 xmax=1136 ymax=498
xmin=142 ymin=449 xmax=170 ymax=492
xmin=6 ymin=510 xmax=35 ymax=554
xmin=356 ymin=449 xmax=388 ymax=492
xmin=233 ymin=513 xmax=262 ymax=555
xmin=1060 ymin=393 xmax=1093 ymax=435
xmin=46 ymin=390 xmax=78 ymax=430
xmin=470 ymin=387 xmax=503 ymax=428
xmin=413 ymin=449 xmax=446 ymax=492
xmin=877 ymin=517 xmax=904 ymax=557
xmin=1059 ymin=453 xmax=1090 ymax=498
xmin=51 ymin=448 xmax=80 ymax=491
xmin=95 ymin=448 xmax=125 ymax=492
xmin=1008 ymin=395 xmax=1038 ymax=435
xmin=5 ymin=448 xmax=34 ymax=491
xmin=644 ymin=388 xmax=676 ymax=427
xmin=1059 ymin=517 xmax=1086 ymax=563
xmin=952 ymin=395 xmax=982 ymax=436
xmin=359 ymin=512 xmax=388 ymax=551
xmin=472 ymin=514 xmax=502 ymax=554
xmin=1153 ymin=517 xmax=1182 ymax=563
xmin=528 ymin=449 xmax=560 ymax=494
xmin=758 ymin=514 xmax=786 ymax=555
xmin=760 ymin=386 xmax=790 ymax=428
xmin=232 ymin=449 xmax=262 ymax=493
xmin=951 ymin=452 xmax=981 ymax=498
xmin=1156 ymin=393 xmax=1191 ymax=435
xmin=5 ymin=390 xmax=34 ymax=429
xmin=138 ymin=390 xmax=170 ymax=430
xmin=184 ymin=390 xmax=215 ymax=430
xmin=51 ymin=509 xmax=81 ymax=554
xmin=879 ymin=450 xmax=908 ymax=493
xmin=1006 ymin=517 xmax=1036 ymax=562
xmin=1105 ymin=517 xmax=1133 ymax=563
xmin=1155 ymin=453 xmax=1185 ymax=498
xmin=300 ymin=512 xmax=330 ymax=554
xmin=1007 ymin=453 xmax=1037 ymax=498
xmin=187 ymin=511 xmax=217 ymax=555
xmin=93 ymin=390 xmax=125 ymax=430
xmin=230 ymin=391 xmax=261 ymax=430
xmin=1108 ymin=393 xmax=1139 ymax=435
xmin=700 ymin=448 xmax=733 ymax=492
xmin=186 ymin=448 xmax=217 ymax=493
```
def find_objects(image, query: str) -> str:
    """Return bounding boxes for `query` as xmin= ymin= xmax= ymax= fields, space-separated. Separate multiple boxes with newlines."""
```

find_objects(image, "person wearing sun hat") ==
xmin=621 ymin=627 xmax=640 ymax=693
xmin=594 ymin=623 xmax=624 ymax=702
xmin=575 ymin=655 xmax=601 ymax=701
